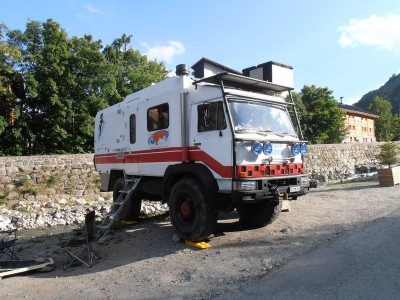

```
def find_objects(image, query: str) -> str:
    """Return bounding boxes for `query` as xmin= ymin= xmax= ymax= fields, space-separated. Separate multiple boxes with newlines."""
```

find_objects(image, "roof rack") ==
xmin=193 ymin=72 xmax=293 ymax=95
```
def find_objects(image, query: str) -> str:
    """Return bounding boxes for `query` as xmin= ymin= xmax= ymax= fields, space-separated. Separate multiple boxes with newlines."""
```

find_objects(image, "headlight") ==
xmin=251 ymin=142 xmax=263 ymax=155
xmin=263 ymin=142 xmax=273 ymax=155
xmin=239 ymin=181 xmax=257 ymax=191
xmin=300 ymin=143 xmax=308 ymax=154
xmin=292 ymin=143 xmax=301 ymax=155
xmin=300 ymin=176 xmax=310 ymax=187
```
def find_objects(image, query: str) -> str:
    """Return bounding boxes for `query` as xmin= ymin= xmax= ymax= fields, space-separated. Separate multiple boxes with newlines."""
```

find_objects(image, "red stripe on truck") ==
xmin=94 ymin=146 xmax=233 ymax=178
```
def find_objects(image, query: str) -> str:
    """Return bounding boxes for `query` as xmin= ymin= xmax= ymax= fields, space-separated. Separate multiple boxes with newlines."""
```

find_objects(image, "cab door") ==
xmin=189 ymin=100 xmax=233 ymax=179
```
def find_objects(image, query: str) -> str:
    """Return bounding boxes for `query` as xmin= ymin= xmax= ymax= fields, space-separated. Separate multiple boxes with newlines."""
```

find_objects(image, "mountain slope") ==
xmin=354 ymin=73 xmax=400 ymax=114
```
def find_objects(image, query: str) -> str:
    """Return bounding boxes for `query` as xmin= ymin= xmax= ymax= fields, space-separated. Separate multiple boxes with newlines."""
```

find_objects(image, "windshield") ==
xmin=228 ymin=99 xmax=297 ymax=136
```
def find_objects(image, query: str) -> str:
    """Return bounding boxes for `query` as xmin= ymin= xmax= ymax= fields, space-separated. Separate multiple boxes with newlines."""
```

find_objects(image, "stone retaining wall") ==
xmin=0 ymin=142 xmax=395 ymax=204
xmin=0 ymin=154 xmax=104 ymax=205
xmin=304 ymin=142 xmax=385 ymax=181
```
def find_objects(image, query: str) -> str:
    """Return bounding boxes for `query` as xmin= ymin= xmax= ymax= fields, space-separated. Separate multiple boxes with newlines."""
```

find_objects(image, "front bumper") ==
xmin=232 ymin=174 xmax=310 ymax=203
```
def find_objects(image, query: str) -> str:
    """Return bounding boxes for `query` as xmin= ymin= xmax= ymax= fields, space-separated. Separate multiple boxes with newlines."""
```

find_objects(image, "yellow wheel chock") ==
xmin=185 ymin=240 xmax=211 ymax=249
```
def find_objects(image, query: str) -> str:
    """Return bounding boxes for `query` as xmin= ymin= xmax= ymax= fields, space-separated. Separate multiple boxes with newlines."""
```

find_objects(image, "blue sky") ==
xmin=2 ymin=0 xmax=400 ymax=104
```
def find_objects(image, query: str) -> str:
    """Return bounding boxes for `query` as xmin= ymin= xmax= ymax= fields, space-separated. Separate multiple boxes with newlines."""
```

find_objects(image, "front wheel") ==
xmin=169 ymin=178 xmax=217 ymax=241
xmin=236 ymin=200 xmax=282 ymax=228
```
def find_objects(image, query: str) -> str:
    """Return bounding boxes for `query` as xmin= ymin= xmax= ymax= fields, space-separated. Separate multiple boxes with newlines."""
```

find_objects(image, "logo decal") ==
xmin=98 ymin=113 xmax=104 ymax=138
xmin=148 ymin=130 xmax=169 ymax=146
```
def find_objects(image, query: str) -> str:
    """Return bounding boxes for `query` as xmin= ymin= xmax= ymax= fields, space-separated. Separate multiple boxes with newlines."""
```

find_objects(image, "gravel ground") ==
xmin=1 ymin=180 xmax=399 ymax=299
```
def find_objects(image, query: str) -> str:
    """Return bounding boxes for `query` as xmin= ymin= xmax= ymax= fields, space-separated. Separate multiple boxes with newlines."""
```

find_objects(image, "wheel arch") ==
xmin=107 ymin=169 xmax=125 ymax=192
xmin=162 ymin=163 xmax=219 ymax=203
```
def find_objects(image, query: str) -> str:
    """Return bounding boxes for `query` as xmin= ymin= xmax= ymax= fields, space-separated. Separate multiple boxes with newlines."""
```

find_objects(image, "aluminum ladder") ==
xmin=97 ymin=176 xmax=141 ymax=240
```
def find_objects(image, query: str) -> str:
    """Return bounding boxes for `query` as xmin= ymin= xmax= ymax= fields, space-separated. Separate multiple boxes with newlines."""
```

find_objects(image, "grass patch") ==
xmin=20 ymin=187 xmax=38 ymax=196
xmin=15 ymin=176 xmax=30 ymax=188
xmin=17 ymin=206 xmax=29 ymax=212
xmin=46 ymin=175 xmax=58 ymax=187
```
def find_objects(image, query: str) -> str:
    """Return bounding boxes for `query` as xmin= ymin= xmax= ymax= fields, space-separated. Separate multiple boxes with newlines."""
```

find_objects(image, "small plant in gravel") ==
xmin=15 ymin=176 xmax=30 ymax=188
xmin=20 ymin=187 xmax=39 ymax=196
xmin=46 ymin=175 xmax=58 ymax=187
xmin=0 ymin=190 xmax=10 ymax=205
xmin=17 ymin=206 xmax=29 ymax=213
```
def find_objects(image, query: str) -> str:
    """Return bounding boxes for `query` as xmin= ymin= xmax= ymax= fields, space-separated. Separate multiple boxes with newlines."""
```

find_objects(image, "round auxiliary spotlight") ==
xmin=263 ymin=142 xmax=273 ymax=155
xmin=251 ymin=142 xmax=263 ymax=155
xmin=300 ymin=143 xmax=308 ymax=154
xmin=292 ymin=143 xmax=301 ymax=155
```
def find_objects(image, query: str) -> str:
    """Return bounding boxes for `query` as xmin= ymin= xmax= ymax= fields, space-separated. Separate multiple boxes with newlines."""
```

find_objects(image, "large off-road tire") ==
xmin=112 ymin=177 xmax=126 ymax=202
xmin=236 ymin=200 xmax=282 ymax=228
xmin=113 ymin=177 xmax=142 ymax=221
xmin=169 ymin=178 xmax=218 ymax=242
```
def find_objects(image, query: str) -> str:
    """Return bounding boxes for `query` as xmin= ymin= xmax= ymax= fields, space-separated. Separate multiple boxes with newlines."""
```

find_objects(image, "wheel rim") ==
xmin=179 ymin=198 xmax=193 ymax=222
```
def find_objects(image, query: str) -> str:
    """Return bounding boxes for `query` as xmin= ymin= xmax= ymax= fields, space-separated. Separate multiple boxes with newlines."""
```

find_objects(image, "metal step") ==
xmin=97 ymin=176 xmax=141 ymax=239
xmin=105 ymin=211 xmax=118 ymax=218
xmin=97 ymin=224 xmax=109 ymax=230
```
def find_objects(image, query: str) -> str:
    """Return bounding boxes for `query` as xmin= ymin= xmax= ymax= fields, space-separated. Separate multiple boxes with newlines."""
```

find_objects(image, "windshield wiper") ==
xmin=256 ymin=129 xmax=281 ymax=136
xmin=235 ymin=128 xmax=257 ymax=133
xmin=280 ymin=132 xmax=298 ymax=138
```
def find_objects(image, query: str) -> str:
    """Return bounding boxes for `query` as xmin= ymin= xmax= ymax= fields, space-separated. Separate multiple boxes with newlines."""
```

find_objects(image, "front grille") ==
xmin=237 ymin=163 xmax=304 ymax=178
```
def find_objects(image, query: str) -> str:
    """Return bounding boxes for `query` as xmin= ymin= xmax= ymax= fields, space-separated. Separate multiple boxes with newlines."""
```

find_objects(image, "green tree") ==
xmin=296 ymin=85 xmax=346 ymax=144
xmin=0 ymin=23 xmax=22 ymax=139
xmin=103 ymin=34 xmax=168 ymax=105
xmin=393 ymin=114 xmax=400 ymax=141
xmin=0 ymin=19 xmax=169 ymax=156
xmin=377 ymin=142 xmax=399 ymax=167
xmin=368 ymin=96 xmax=394 ymax=142
xmin=1 ymin=19 xmax=117 ymax=154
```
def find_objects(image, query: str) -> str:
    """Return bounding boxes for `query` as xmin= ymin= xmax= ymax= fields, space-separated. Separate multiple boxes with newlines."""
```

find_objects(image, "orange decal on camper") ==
xmin=148 ymin=130 xmax=169 ymax=145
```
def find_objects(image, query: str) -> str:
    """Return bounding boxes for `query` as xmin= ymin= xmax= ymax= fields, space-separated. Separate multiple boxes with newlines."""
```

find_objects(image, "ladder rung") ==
xmin=97 ymin=225 xmax=109 ymax=230
xmin=106 ymin=212 xmax=118 ymax=218
xmin=126 ymin=177 xmax=139 ymax=182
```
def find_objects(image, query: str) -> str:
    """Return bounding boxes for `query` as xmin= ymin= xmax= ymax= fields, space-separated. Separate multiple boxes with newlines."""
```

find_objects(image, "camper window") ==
xmin=147 ymin=103 xmax=169 ymax=131
xmin=130 ymin=114 xmax=136 ymax=144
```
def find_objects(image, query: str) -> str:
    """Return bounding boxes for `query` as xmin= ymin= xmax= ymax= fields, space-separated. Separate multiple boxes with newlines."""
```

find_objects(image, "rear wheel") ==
xmin=113 ymin=177 xmax=142 ymax=221
xmin=169 ymin=178 xmax=217 ymax=241
xmin=112 ymin=177 xmax=126 ymax=202
xmin=236 ymin=200 xmax=282 ymax=228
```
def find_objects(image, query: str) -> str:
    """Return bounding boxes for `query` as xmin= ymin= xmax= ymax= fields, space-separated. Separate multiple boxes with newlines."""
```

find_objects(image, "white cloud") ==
xmin=340 ymin=97 xmax=359 ymax=105
xmin=82 ymin=3 xmax=111 ymax=17
xmin=85 ymin=3 xmax=100 ymax=14
xmin=144 ymin=41 xmax=185 ymax=63
xmin=339 ymin=14 xmax=400 ymax=53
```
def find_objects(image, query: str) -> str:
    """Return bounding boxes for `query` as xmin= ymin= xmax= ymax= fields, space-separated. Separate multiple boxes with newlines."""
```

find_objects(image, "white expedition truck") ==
xmin=94 ymin=58 xmax=310 ymax=241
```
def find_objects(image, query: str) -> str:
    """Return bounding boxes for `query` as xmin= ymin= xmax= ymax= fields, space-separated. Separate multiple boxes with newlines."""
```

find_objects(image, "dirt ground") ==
xmin=1 ymin=180 xmax=399 ymax=299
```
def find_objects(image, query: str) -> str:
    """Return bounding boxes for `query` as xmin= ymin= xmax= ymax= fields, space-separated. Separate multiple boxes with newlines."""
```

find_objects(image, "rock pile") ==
xmin=0 ymin=198 xmax=169 ymax=231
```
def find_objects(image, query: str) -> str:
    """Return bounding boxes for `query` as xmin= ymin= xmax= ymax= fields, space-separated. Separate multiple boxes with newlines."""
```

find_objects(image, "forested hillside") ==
xmin=355 ymin=73 xmax=400 ymax=115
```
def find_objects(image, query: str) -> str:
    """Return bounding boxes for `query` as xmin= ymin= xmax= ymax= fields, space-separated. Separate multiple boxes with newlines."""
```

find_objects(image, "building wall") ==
xmin=343 ymin=112 xmax=376 ymax=143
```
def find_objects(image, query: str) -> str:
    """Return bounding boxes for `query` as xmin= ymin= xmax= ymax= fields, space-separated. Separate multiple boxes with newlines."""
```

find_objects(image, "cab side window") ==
xmin=147 ymin=103 xmax=169 ymax=131
xmin=198 ymin=101 xmax=227 ymax=132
